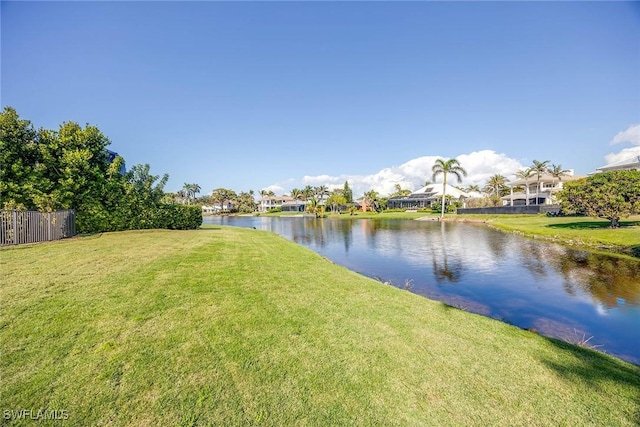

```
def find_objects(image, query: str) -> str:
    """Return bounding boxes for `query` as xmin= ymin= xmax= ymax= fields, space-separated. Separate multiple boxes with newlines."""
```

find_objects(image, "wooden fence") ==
xmin=0 ymin=210 xmax=76 ymax=246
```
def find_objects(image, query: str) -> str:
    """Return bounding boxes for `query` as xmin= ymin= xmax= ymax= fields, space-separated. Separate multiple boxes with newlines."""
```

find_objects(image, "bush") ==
xmin=159 ymin=204 xmax=202 ymax=230
xmin=77 ymin=204 xmax=202 ymax=233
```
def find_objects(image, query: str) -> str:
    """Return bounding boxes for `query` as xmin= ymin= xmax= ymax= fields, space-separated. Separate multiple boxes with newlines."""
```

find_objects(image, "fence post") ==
xmin=12 ymin=210 xmax=18 ymax=245
xmin=48 ymin=212 xmax=52 ymax=241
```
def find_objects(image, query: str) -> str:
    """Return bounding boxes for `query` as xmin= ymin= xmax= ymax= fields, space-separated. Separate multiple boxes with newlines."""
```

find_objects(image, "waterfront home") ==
xmin=258 ymin=195 xmax=297 ymax=213
xmin=387 ymin=184 xmax=472 ymax=210
xmin=504 ymin=170 xmax=584 ymax=206
xmin=592 ymin=156 xmax=640 ymax=173
xmin=202 ymin=200 xmax=235 ymax=213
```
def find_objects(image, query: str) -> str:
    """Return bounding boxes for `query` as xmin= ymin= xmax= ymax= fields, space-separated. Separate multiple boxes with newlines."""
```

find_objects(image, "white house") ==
xmin=387 ymin=183 xmax=471 ymax=210
xmin=258 ymin=195 xmax=296 ymax=213
xmin=504 ymin=170 xmax=584 ymax=206
xmin=592 ymin=156 xmax=640 ymax=173
xmin=202 ymin=200 xmax=235 ymax=213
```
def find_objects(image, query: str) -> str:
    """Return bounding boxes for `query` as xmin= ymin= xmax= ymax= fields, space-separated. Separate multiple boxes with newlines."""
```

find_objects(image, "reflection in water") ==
xmin=203 ymin=216 xmax=640 ymax=365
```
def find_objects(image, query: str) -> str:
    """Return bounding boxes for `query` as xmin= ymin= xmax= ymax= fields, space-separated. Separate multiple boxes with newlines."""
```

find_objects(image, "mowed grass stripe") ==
xmin=1 ymin=228 xmax=639 ymax=426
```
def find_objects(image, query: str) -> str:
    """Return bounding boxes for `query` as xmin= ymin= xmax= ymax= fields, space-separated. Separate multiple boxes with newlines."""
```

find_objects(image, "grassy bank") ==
xmin=3 ymin=228 xmax=638 ymax=426
xmin=453 ymin=214 xmax=640 ymax=258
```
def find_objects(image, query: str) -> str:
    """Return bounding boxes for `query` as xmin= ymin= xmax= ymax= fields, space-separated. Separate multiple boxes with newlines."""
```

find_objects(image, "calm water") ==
xmin=203 ymin=216 xmax=640 ymax=365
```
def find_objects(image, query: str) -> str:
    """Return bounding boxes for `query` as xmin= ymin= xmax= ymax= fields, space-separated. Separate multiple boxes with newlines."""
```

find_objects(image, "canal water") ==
xmin=203 ymin=216 xmax=640 ymax=365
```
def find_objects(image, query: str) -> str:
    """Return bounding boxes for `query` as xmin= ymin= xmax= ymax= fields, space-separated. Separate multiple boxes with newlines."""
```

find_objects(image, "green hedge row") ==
xmin=77 ymin=204 xmax=202 ymax=234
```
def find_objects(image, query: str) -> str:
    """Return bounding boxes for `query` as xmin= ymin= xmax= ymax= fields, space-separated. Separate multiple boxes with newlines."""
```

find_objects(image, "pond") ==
xmin=203 ymin=216 xmax=640 ymax=365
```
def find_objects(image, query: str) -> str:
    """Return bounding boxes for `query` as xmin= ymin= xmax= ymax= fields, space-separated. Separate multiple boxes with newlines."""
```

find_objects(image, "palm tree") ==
xmin=549 ymin=164 xmax=570 ymax=188
xmin=315 ymin=185 xmax=329 ymax=201
xmin=432 ymin=158 xmax=467 ymax=218
xmin=484 ymin=174 xmax=507 ymax=197
xmin=290 ymin=188 xmax=303 ymax=200
xmin=548 ymin=164 xmax=571 ymax=203
xmin=466 ymin=184 xmax=481 ymax=193
xmin=182 ymin=183 xmax=195 ymax=205
xmin=189 ymin=183 xmax=201 ymax=201
xmin=516 ymin=167 xmax=535 ymax=206
xmin=302 ymin=185 xmax=314 ymax=201
xmin=531 ymin=160 xmax=550 ymax=205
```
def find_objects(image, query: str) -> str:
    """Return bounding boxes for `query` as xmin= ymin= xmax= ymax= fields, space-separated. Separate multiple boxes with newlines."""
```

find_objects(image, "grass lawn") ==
xmin=455 ymin=214 xmax=640 ymax=258
xmin=2 ymin=228 xmax=639 ymax=426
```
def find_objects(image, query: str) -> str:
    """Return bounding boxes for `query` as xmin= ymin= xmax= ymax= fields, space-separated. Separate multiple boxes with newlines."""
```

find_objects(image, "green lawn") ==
xmin=458 ymin=214 xmax=640 ymax=258
xmin=2 ymin=228 xmax=638 ymax=426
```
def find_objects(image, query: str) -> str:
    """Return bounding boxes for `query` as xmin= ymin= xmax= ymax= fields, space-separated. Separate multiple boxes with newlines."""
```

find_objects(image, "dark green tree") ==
xmin=342 ymin=181 xmax=353 ymax=203
xmin=558 ymin=170 xmax=640 ymax=228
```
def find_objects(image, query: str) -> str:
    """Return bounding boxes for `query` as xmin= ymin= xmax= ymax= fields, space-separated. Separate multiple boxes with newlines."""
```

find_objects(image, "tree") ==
xmin=290 ymin=188 xmax=303 ymax=200
xmin=516 ymin=167 xmax=535 ymax=206
xmin=302 ymin=185 xmax=314 ymax=201
xmin=342 ymin=181 xmax=353 ymax=204
xmin=431 ymin=158 xmax=467 ymax=218
xmin=314 ymin=185 xmax=329 ymax=201
xmin=531 ymin=160 xmax=550 ymax=205
xmin=558 ymin=170 xmax=640 ymax=228
xmin=484 ymin=174 xmax=507 ymax=197
xmin=211 ymin=188 xmax=237 ymax=213
xmin=364 ymin=189 xmax=380 ymax=212
xmin=0 ymin=107 xmax=200 ymax=233
xmin=465 ymin=184 xmax=481 ymax=193
xmin=326 ymin=193 xmax=347 ymax=214
xmin=549 ymin=164 xmax=570 ymax=187
xmin=235 ymin=190 xmax=256 ymax=213
xmin=483 ymin=174 xmax=508 ymax=206
xmin=0 ymin=107 xmax=40 ymax=209
xmin=182 ymin=183 xmax=201 ymax=205
xmin=389 ymin=183 xmax=411 ymax=199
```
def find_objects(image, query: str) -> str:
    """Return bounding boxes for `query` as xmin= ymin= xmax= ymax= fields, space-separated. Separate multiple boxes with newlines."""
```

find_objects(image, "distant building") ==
xmin=258 ymin=195 xmax=296 ymax=213
xmin=106 ymin=149 xmax=126 ymax=175
xmin=387 ymin=184 xmax=471 ymax=210
xmin=202 ymin=200 xmax=234 ymax=213
xmin=592 ymin=156 xmax=640 ymax=174
xmin=504 ymin=170 xmax=584 ymax=206
xmin=281 ymin=200 xmax=306 ymax=212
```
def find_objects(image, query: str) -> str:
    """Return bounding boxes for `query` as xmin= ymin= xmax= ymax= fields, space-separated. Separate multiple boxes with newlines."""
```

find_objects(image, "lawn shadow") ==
xmin=539 ymin=337 xmax=640 ymax=424
xmin=198 ymin=226 xmax=222 ymax=230
xmin=547 ymin=220 xmax=640 ymax=230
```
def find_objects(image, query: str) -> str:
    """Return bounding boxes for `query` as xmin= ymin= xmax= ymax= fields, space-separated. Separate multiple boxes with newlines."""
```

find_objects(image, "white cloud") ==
xmin=610 ymin=124 xmax=640 ymax=146
xmin=269 ymin=150 xmax=524 ymax=197
xmin=604 ymin=124 xmax=640 ymax=166
xmin=455 ymin=150 xmax=523 ymax=184
xmin=604 ymin=146 xmax=640 ymax=165
xmin=262 ymin=184 xmax=285 ymax=194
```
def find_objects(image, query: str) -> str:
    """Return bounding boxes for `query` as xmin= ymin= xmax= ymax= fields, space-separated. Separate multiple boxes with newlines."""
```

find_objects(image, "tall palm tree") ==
xmin=302 ymin=185 xmax=314 ymax=201
xmin=290 ymin=188 xmax=303 ymax=200
xmin=484 ymin=174 xmax=507 ymax=197
xmin=466 ymin=184 xmax=481 ymax=193
xmin=548 ymin=164 xmax=571 ymax=203
xmin=531 ymin=160 xmax=550 ymax=205
xmin=182 ymin=183 xmax=194 ymax=205
xmin=549 ymin=164 xmax=570 ymax=188
xmin=516 ymin=167 xmax=535 ymax=206
xmin=432 ymin=158 xmax=467 ymax=218
xmin=189 ymin=183 xmax=201 ymax=201
xmin=315 ymin=185 xmax=329 ymax=201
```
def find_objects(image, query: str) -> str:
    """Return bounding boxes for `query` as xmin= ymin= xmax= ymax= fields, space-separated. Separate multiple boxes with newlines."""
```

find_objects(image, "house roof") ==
xmin=389 ymin=184 xmax=470 ymax=202
xmin=261 ymin=195 xmax=295 ymax=202
xmin=507 ymin=173 xmax=584 ymax=186
xmin=594 ymin=156 xmax=640 ymax=173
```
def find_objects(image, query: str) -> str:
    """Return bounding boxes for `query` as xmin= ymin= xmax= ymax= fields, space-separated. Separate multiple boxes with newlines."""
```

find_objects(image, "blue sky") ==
xmin=2 ymin=1 xmax=639 ymax=197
